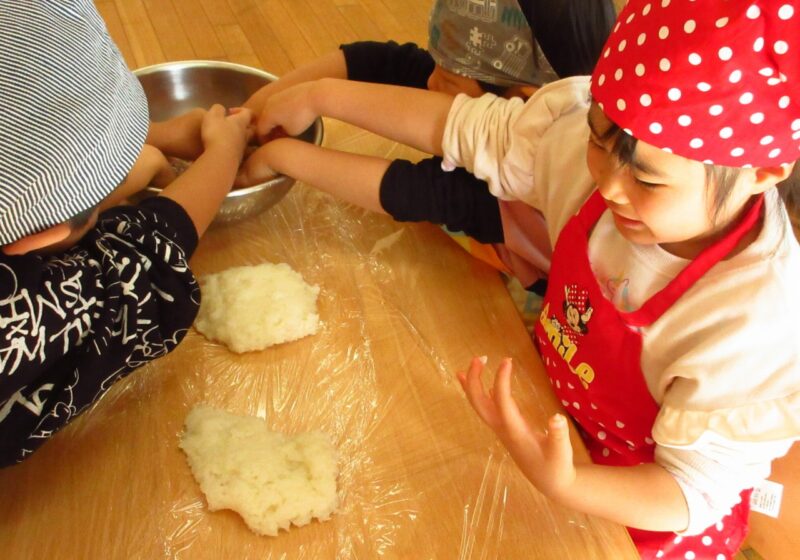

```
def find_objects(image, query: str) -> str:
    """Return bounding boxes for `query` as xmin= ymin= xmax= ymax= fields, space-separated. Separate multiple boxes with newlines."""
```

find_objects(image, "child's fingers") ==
xmin=544 ymin=414 xmax=574 ymax=468
xmin=456 ymin=357 xmax=483 ymax=390
xmin=228 ymin=107 xmax=253 ymax=126
xmin=493 ymin=358 xmax=518 ymax=412
xmin=460 ymin=357 xmax=496 ymax=422
xmin=465 ymin=355 xmax=489 ymax=387
xmin=493 ymin=358 xmax=528 ymax=434
xmin=202 ymin=104 xmax=226 ymax=129
xmin=207 ymin=103 xmax=226 ymax=119
xmin=461 ymin=356 xmax=486 ymax=396
xmin=493 ymin=357 xmax=513 ymax=395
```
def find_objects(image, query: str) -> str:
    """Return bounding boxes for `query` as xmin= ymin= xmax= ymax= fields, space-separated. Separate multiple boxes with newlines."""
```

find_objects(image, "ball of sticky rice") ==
xmin=194 ymin=263 xmax=320 ymax=353
xmin=179 ymin=406 xmax=339 ymax=536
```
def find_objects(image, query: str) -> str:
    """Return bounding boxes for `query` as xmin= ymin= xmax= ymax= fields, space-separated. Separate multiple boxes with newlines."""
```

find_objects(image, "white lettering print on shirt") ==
xmin=0 ymin=263 xmax=96 ymax=375
xmin=0 ymin=383 xmax=54 ymax=423
xmin=27 ymin=368 xmax=81 ymax=440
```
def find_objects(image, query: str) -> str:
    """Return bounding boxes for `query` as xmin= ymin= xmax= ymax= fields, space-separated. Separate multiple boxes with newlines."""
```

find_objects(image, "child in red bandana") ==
xmin=253 ymin=1 xmax=800 ymax=557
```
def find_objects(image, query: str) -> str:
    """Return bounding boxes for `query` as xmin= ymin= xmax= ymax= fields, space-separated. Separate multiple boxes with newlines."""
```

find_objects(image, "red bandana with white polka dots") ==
xmin=591 ymin=0 xmax=799 ymax=168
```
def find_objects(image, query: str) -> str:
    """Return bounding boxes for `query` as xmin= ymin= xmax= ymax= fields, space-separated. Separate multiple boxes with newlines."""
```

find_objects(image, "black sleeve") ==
xmin=0 ymin=197 xmax=200 ymax=467
xmin=340 ymin=41 xmax=435 ymax=89
xmin=379 ymin=157 xmax=504 ymax=244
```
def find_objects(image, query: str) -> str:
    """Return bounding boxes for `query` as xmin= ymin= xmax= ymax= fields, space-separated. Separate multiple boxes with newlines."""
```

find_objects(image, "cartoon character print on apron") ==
xmin=533 ymin=190 xmax=763 ymax=560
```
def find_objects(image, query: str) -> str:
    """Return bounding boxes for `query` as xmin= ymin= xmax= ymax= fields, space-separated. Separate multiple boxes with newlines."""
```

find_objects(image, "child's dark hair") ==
xmin=475 ymin=0 xmax=616 ymax=97
xmin=522 ymin=0 xmax=617 ymax=78
xmin=601 ymin=123 xmax=800 ymax=223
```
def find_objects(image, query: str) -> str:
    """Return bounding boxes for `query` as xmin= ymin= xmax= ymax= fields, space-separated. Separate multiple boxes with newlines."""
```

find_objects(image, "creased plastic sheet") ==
xmin=0 ymin=123 xmax=637 ymax=559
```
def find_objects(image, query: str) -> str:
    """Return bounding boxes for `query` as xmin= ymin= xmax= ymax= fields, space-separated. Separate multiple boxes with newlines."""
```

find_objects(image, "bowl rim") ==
xmin=135 ymin=59 xmax=280 ymax=82
xmin=133 ymin=59 xmax=324 ymax=198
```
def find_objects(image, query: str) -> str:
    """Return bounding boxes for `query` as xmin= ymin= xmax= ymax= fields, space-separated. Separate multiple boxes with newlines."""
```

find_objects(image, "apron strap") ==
xmin=576 ymin=190 xmax=610 ymax=229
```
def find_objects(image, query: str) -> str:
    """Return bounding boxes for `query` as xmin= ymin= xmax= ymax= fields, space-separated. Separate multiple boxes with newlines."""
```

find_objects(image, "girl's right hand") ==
xmin=256 ymin=81 xmax=320 ymax=140
xmin=200 ymin=104 xmax=253 ymax=160
xmin=457 ymin=356 xmax=578 ymax=499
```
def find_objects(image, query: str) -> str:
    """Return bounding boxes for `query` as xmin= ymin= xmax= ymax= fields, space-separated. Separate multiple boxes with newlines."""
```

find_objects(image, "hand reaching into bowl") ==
xmin=237 ymin=81 xmax=329 ymax=188
xmin=235 ymin=126 xmax=290 ymax=188
xmin=142 ymin=106 xmax=278 ymax=191
xmin=134 ymin=61 xmax=323 ymax=224
xmin=159 ymin=104 xmax=252 ymax=235
xmin=255 ymin=81 xmax=321 ymax=140
xmin=147 ymin=108 xmax=208 ymax=161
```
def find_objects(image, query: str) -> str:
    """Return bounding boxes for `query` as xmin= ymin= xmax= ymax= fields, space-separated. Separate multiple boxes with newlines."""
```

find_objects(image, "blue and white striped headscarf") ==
xmin=0 ymin=0 xmax=149 ymax=245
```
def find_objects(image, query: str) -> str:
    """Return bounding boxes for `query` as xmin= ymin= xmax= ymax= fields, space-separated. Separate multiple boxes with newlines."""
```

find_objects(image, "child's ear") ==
xmin=2 ymin=223 xmax=72 ymax=256
xmin=751 ymin=163 xmax=796 ymax=194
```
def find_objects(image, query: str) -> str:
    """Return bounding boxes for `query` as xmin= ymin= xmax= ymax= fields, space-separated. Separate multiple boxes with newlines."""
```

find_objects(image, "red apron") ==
xmin=533 ymin=190 xmax=763 ymax=559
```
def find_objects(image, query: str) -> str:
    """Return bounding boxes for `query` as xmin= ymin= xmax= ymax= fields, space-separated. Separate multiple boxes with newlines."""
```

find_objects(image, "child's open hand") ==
xmin=255 ymin=82 xmax=319 ymax=140
xmin=457 ymin=356 xmax=577 ymax=498
xmin=201 ymin=105 xmax=253 ymax=159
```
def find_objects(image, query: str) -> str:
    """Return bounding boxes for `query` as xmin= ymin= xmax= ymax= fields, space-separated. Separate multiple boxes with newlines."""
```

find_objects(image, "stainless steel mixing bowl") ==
xmin=134 ymin=60 xmax=323 ymax=224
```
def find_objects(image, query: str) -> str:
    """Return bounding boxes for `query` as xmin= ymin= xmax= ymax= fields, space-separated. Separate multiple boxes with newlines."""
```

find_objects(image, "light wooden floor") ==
xmin=98 ymin=0 xmax=430 ymax=73
xmin=99 ymin=2 xmax=798 ymax=559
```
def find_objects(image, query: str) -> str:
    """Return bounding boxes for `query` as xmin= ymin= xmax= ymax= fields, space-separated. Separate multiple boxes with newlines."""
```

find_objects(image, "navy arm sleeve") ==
xmin=0 ymin=197 xmax=200 ymax=467
xmin=379 ymin=157 xmax=504 ymax=244
xmin=340 ymin=40 xmax=435 ymax=89
xmin=340 ymin=42 xmax=501 ymax=241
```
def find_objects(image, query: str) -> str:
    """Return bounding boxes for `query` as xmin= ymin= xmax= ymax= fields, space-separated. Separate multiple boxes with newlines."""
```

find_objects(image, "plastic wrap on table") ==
xmin=0 ymin=123 xmax=637 ymax=559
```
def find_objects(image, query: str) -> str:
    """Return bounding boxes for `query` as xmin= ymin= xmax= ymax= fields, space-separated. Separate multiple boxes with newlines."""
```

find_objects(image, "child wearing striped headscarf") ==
xmin=0 ymin=0 xmax=252 ymax=467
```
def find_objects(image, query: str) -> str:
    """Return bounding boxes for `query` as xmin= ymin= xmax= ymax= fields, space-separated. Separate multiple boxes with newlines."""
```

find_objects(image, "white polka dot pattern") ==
xmin=591 ymin=0 xmax=799 ymax=167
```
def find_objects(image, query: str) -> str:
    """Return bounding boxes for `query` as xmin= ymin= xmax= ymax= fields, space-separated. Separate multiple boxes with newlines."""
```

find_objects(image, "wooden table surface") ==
xmin=0 ymin=121 xmax=638 ymax=558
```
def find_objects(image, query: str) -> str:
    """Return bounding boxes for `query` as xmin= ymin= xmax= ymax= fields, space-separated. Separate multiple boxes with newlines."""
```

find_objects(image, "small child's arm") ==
xmin=236 ymin=138 xmax=390 ymax=214
xmin=458 ymin=357 xmax=690 ymax=532
xmin=244 ymin=50 xmax=348 ymax=116
xmin=257 ymin=78 xmax=455 ymax=157
xmin=99 ymin=144 xmax=175 ymax=211
xmin=159 ymin=105 xmax=252 ymax=237
xmin=146 ymin=108 xmax=207 ymax=161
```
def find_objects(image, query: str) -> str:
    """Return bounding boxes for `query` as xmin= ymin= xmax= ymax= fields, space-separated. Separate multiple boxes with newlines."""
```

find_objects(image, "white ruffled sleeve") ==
xmin=656 ymin=440 xmax=794 ymax=535
xmin=647 ymin=267 xmax=800 ymax=448
xmin=631 ymin=195 xmax=800 ymax=535
xmin=642 ymin=194 xmax=800 ymax=448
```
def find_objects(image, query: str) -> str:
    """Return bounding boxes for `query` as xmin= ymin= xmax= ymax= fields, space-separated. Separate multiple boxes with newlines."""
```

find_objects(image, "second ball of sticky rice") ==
xmin=195 ymin=263 xmax=320 ymax=353
xmin=179 ymin=406 xmax=338 ymax=536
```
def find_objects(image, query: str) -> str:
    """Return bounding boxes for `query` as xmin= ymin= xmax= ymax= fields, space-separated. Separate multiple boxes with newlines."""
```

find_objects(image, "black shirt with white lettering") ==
xmin=0 ymin=197 xmax=199 ymax=467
